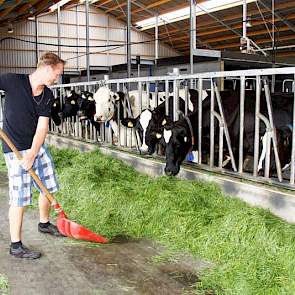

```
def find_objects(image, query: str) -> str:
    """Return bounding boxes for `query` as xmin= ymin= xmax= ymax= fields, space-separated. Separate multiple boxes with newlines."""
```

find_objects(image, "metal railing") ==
xmin=49 ymin=67 xmax=295 ymax=188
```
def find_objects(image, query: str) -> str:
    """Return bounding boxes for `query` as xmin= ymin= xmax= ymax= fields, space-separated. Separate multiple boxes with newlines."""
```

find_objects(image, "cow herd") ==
xmin=51 ymin=81 xmax=294 ymax=180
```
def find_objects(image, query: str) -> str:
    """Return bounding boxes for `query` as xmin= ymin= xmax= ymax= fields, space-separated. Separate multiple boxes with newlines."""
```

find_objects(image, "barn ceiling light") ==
xmin=136 ymin=0 xmax=257 ymax=30
xmin=49 ymin=0 xmax=71 ymax=12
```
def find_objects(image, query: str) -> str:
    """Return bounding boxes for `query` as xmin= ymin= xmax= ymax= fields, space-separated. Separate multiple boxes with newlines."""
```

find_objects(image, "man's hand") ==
xmin=19 ymin=150 xmax=37 ymax=171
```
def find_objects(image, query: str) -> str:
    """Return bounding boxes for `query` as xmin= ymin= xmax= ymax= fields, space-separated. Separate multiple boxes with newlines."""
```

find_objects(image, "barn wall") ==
xmin=0 ymin=4 xmax=179 ymax=75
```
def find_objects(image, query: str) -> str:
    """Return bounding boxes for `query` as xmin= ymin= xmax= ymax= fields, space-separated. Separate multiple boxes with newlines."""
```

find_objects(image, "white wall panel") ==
xmin=0 ymin=3 xmax=179 ymax=74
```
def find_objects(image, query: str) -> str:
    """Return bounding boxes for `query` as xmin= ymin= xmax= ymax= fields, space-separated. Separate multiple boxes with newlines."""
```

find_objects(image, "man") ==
xmin=0 ymin=52 xmax=65 ymax=259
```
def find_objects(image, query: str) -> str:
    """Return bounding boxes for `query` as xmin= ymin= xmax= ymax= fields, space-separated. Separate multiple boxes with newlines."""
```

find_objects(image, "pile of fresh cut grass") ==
xmin=48 ymin=147 xmax=295 ymax=295
xmin=1 ymin=146 xmax=295 ymax=294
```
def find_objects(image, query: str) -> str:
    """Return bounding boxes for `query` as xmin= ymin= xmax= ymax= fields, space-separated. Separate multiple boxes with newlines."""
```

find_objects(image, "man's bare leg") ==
xmin=38 ymin=192 xmax=50 ymax=223
xmin=9 ymin=206 xmax=25 ymax=242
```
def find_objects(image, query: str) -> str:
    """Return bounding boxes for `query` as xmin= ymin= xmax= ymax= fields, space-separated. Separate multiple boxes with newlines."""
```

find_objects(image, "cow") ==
xmin=163 ymin=88 xmax=294 ymax=178
xmin=59 ymin=89 xmax=81 ymax=119
xmin=93 ymin=87 xmax=174 ymax=147
xmin=120 ymin=89 xmax=206 ymax=154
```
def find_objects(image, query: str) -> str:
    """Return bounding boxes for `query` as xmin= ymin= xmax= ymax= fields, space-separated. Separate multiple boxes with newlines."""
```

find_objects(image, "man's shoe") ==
xmin=10 ymin=244 xmax=41 ymax=259
xmin=38 ymin=222 xmax=65 ymax=237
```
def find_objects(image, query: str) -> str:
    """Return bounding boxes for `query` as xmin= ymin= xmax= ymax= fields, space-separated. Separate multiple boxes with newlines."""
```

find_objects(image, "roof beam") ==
xmin=94 ymin=0 xmax=113 ymax=8
xmin=0 ymin=0 xmax=23 ymax=19
xmin=154 ymin=0 xmax=295 ymax=36
xmin=257 ymin=0 xmax=295 ymax=35
xmin=118 ymin=0 xmax=185 ymax=19
xmin=105 ymin=0 xmax=137 ymax=13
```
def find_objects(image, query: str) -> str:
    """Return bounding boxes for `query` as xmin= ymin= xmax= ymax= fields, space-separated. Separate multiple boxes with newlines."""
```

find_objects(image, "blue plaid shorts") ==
xmin=4 ymin=144 xmax=59 ymax=207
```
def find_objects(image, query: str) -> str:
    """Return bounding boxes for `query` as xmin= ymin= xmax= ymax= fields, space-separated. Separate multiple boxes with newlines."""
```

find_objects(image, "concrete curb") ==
xmin=46 ymin=134 xmax=295 ymax=224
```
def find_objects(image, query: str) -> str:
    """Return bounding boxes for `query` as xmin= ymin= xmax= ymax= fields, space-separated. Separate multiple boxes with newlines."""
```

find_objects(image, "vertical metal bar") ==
xmin=155 ymin=15 xmax=159 ymax=64
xmin=263 ymin=79 xmax=282 ymax=181
xmin=85 ymin=0 xmax=90 ymax=82
xmin=198 ymin=78 xmax=203 ymax=164
xmin=124 ymin=84 xmax=128 ymax=147
xmin=57 ymin=6 xmax=61 ymax=57
xmin=117 ymin=82 xmax=121 ymax=147
xmin=35 ymin=16 xmax=38 ymax=64
xmin=184 ymin=81 xmax=188 ymax=116
xmin=214 ymin=81 xmax=237 ymax=172
xmin=210 ymin=79 xmax=215 ymax=168
xmin=243 ymin=0 xmax=247 ymax=40
xmin=173 ymin=79 xmax=178 ymax=121
xmin=239 ymin=76 xmax=246 ymax=173
xmin=165 ymin=80 xmax=169 ymax=115
xmin=138 ymin=81 xmax=142 ymax=111
xmin=155 ymin=82 xmax=159 ymax=108
xmin=264 ymin=131 xmax=271 ymax=178
xmin=219 ymin=127 xmax=224 ymax=168
xmin=76 ymin=5 xmax=80 ymax=71
xmin=190 ymin=0 xmax=196 ymax=76
xmin=127 ymin=0 xmax=131 ymax=78
xmin=290 ymin=78 xmax=295 ymax=184
xmin=253 ymin=76 xmax=261 ymax=176
xmin=146 ymin=82 xmax=150 ymax=109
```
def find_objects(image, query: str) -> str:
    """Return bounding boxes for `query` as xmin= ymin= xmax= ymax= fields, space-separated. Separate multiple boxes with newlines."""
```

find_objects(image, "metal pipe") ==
xmin=239 ymin=76 xmax=245 ymax=173
xmin=155 ymin=14 xmax=159 ymax=65
xmin=165 ymin=80 xmax=169 ymax=116
xmin=35 ymin=16 xmax=38 ymax=65
xmin=291 ymin=77 xmax=295 ymax=184
xmin=198 ymin=78 xmax=203 ymax=164
xmin=127 ymin=0 xmax=131 ymax=78
xmin=57 ymin=6 xmax=61 ymax=58
xmin=85 ymin=0 xmax=90 ymax=82
xmin=190 ymin=0 xmax=196 ymax=75
xmin=210 ymin=79 xmax=215 ymax=168
xmin=243 ymin=0 xmax=247 ymax=39
xmin=50 ymin=67 xmax=295 ymax=88
xmin=253 ymin=76 xmax=261 ymax=176
xmin=76 ymin=5 xmax=80 ymax=71
xmin=263 ymin=79 xmax=282 ymax=181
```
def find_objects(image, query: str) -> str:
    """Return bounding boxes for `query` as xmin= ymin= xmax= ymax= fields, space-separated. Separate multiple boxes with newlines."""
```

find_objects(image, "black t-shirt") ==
xmin=0 ymin=73 xmax=55 ymax=153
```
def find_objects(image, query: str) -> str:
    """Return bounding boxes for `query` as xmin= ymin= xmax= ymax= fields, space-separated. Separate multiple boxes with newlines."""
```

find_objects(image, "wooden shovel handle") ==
xmin=0 ymin=128 xmax=56 ymax=205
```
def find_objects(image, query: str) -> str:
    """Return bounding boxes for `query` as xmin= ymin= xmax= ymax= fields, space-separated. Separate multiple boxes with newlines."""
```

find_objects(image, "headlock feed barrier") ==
xmin=34 ymin=67 xmax=295 ymax=189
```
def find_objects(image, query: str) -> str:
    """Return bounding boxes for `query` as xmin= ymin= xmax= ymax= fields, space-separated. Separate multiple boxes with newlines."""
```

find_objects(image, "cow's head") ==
xmin=94 ymin=87 xmax=124 ymax=122
xmin=121 ymin=109 xmax=171 ymax=154
xmin=61 ymin=89 xmax=81 ymax=118
xmin=163 ymin=116 xmax=194 ymax=176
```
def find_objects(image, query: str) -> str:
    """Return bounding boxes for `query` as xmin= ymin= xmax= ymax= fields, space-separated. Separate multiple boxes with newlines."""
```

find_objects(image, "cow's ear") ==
xmin=121 ymin=118 xmax=137 ymax=128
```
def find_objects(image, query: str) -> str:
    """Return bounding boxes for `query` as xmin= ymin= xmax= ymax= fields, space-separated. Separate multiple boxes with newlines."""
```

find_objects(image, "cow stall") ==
xmin=49 ymin=66 xmax=295 ymax=190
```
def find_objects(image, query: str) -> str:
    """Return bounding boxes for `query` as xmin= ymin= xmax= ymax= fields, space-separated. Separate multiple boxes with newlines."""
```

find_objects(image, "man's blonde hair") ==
xmin=37 ymin=52 xmax=65 ymax=68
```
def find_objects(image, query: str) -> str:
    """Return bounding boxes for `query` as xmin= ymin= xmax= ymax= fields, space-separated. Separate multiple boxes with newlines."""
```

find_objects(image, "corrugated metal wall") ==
xmin=0 ymin=4 xmax=179 ymax=74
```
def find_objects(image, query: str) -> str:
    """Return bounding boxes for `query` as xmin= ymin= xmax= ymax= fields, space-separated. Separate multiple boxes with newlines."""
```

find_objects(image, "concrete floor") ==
xmin=0 ymin=172 xmax=210 ymax=295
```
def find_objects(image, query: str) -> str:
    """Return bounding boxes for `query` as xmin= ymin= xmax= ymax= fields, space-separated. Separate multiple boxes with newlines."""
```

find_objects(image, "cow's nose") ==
xmin=164 ymin=167 xmax=173 ymax=176
xmin=139 ymin=144 xmax=149 ymax=153
xmin=94 ymin=115 xmax=103 ymax=122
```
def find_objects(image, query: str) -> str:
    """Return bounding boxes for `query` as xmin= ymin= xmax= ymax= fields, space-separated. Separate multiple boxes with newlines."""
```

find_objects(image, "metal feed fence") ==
xmin=34 ymin=67 xmax=295 ymax=188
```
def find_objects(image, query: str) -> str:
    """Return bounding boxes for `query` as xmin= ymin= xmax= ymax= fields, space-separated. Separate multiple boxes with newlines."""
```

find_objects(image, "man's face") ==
xmin=44 ymin=63 xmax=64 ymax=86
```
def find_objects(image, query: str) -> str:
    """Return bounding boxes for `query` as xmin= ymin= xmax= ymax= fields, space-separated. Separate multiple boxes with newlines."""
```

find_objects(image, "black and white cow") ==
xmin=163 ymin=89 xmax=294 ymax=177
xmin=120 ymin=89 xmax=207 ymax=154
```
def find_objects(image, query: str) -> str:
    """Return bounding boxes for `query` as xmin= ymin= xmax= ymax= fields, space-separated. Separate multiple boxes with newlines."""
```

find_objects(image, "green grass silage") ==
xmin=49 ymin=147 xmax=295 ymax=295
xmin=1 ymin=146 xmax=295 ymax=294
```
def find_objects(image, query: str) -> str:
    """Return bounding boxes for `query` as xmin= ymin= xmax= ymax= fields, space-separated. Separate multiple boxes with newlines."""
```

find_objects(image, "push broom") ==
xmin=0 ymin=128 xmax=108 ymax=244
